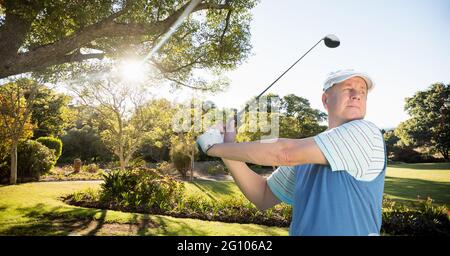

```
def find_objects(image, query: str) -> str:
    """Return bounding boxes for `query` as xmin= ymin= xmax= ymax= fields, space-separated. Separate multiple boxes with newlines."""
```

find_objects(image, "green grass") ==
xmin=1 ymin=162 xmax=448 ymax=236
xmin=184 ymin=180 xmax=244 ymax=201
xmin=0 ymin=181 xmax=287 ymax=236
xmin=385 ymin=163 xmax=450 ymax=206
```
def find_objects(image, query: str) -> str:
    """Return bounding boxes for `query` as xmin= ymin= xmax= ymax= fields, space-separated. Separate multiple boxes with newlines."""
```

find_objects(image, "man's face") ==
xmin=322 ymin=76 xmax=368 ymax=124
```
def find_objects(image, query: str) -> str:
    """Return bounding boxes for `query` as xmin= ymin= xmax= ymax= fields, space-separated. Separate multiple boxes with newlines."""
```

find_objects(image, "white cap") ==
xmin=323 ymin=69 xmax=374 ymax=92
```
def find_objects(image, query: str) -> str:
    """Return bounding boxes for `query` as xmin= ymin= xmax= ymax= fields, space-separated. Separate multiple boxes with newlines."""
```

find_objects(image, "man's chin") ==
xmin=344 ymin=112 xmax=365 ymax=122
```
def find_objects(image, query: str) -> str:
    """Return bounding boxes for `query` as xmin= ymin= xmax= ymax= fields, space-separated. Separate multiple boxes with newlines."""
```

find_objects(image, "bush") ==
xmin=100 ymin=168 xmax=185 ymax=212
xmin=36 ymin=136 xmax=63 ymax=160
xmin=0 ymin=140 xmax=57 ymax=183
xmin=170 ymin=142 xmax=192 ymax=179
xmin=59 ymin=126 xmax=113 ymax=164
xmin=17 ymin=140 xmax=56 ymax=180
xmin=390 ymin=146 xmax=424 ymax=163
xmin=65 ymin=180 xmax=449 ymax=235
xmin=381 ymin=197 xmax=450 ymax=236
xmin=156 ymin=161 xmax=175 ymax=174
xmin=82 ymin=163 xmax=99 ymax=173
xmin=207 ymin=162 xmax=227 ymax=175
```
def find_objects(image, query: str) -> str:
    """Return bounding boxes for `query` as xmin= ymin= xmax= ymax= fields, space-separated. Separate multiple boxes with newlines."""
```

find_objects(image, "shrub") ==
xmin=381 ymin=197 xmax=450 ymax=236
xmin=170 ymin=142 xmax=192 ymax=179
xmin=82 ymin=163 xmax=99 ymax=173
xmin=17 ymin=140 xmax=57 ymax=180
xmin=36 ymin=136 xmax=63 ymax=160
xmin=207 ymin=162 xmax=227 ymax=175
xmin=390 ymin=146 xmax=424 ymax=163
xmin=100 ymin=168 xmax=185 ymax=212
xmin=65 ymin=186 xmax=449 ymax=235
xmin=59 ymin=126 xmax=113 ymax=164
xmin=156 ymin=161 xmax=175 ymax=174
xmin=127 ymin=156 xmax=146 ymax=168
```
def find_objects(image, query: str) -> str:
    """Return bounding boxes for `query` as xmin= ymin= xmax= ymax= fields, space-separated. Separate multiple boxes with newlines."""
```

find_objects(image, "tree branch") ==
xmin=0 ymin=1 xmax=231 ymax=78
xmin=162 ymin=74 xmax=210 ymax=91
xmin=152 ymin=54 xmax=205 ymax=74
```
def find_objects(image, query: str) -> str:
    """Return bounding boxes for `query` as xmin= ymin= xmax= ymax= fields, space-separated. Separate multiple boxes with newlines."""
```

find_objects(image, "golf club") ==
xmin=197 ymin=34 xmax=340 ymax=153
xmin=232 ymin=34 xmax=340 ymax=123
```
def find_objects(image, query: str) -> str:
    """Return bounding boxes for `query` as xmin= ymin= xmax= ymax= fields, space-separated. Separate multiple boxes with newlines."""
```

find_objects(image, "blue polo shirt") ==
xmin=267 ymin=119 xmax=386 ymax=236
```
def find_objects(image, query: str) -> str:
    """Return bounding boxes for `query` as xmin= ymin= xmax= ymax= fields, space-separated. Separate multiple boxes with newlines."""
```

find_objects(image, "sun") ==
xmin=117 ymin=59 xmax=147 ymax=83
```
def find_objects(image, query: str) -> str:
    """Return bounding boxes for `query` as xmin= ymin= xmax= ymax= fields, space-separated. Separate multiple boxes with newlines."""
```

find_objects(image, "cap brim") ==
xmin=324 ymin=73 xmax=374 ymax=91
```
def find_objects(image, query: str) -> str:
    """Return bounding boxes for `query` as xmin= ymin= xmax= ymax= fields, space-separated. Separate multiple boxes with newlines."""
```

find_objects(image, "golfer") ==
xmin=197 ymin=69 xmax=386 ymax=236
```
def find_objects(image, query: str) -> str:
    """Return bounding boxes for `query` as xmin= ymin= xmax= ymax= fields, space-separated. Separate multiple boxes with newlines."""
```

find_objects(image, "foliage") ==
xmin=174 ymin=195 xmax=291 ymax=227
xmin=381 ymin=197 xmax=450 ymax=236
xmin=29 ymin=86 xmax=72 ymax=138
xmin=1 ymin=0 xmax=258 ymax=92
xmin=82 ymin=163 xmax=100 ymax=173
xmin=0 ymin=79 xmax=43 ymax=183
xmin=36 ymin=136 xmax=63 ymax=160
xmin=100 ymin=168 xmax=185 ymax=212
xmin=170 ymin=137 xmax=195 ymax=179
xmin=396 ymin=83 xmax=450 ymax=160
xmin=383 ymin=130 xmax=400 ymax=159
xmin=134 ymin=99 xmax=177 ymax=162
xmin=0 ymin=140 xmax=56 ymax=182
xmin=207 ymin=161 xmax=228 ymax=175
xmin=237 ymin=94 xmax=327 ymax=142
xmin=16 ymin=140 xmax=57 ymax=180
xmin=156 ymin=161 xmax=175 ymax=175
xmin=60 ymin=125 xmax=113 ymax=164
xmin=69 ymin=80 xmax=178 ymax=170
xmin=0 ymin=79 xmax=36 ymax=147
xmin=40 ymin=165 xmax=105 ymax=181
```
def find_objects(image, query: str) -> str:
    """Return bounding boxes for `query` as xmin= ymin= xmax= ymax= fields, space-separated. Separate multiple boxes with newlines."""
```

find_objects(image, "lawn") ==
xmin=384 ymin=162 xmax=450 ymax=205
xmin=0 ymin=162 xmax=448 ymax=236
xmin=0 ymin=181 xmax=287 ymax=236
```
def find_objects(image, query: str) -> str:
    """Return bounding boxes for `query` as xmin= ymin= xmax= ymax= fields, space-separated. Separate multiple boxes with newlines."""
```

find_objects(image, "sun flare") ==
xmin=118 ymin=59 xmax=147 ymax=83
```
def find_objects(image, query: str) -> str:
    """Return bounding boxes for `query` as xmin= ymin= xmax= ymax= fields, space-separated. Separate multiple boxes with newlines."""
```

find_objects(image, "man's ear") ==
xmin=322 ymin=93 xmax=329 ymax=110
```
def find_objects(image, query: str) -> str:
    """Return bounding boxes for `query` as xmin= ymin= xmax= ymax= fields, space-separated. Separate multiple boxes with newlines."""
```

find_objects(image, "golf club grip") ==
xmin=224 ymin=105 xmax=247 ymax=132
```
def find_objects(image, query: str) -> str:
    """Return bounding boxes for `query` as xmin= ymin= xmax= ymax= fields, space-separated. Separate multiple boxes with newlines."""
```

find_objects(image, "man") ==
xmin=197 ymin=69 xmax=386 ymax=236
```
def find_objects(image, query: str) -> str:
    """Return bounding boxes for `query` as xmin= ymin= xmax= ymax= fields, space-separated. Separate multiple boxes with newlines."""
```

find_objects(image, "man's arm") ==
xmin=221 ymin=158 xmax=280 ymax=211
xmin=208 ymin=137 xmax=328 ymax=167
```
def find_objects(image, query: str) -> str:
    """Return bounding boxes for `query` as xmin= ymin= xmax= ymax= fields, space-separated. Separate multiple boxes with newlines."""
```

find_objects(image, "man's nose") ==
xmin=350 ymin=90 xmax=361 ymax=100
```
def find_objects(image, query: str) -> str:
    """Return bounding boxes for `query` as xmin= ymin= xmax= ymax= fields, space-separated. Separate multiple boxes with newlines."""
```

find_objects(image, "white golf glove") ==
xmin=197 ymin=127 xmax=224 ymax=154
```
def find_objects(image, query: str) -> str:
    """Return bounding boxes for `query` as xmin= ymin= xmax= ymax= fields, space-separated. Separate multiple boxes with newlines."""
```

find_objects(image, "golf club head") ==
xmin=324 ymin=34 xmax=340 ymax=48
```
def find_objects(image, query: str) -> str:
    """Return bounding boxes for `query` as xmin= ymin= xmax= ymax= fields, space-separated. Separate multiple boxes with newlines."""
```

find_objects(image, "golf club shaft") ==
xmin=228 ymin=37 xmax=326 ymax=128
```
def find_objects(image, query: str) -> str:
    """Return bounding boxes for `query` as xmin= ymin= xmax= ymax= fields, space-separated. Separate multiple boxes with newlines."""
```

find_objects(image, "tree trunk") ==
xmin=190 ymin=149 xmax=194 ymax=182
xmin=442 ymin=150 xmax=449 ymax=160
xmin=9 ymin=141 xmax=18 ymax=185
xmin=119 ymin=152 xmax=126 ymax=171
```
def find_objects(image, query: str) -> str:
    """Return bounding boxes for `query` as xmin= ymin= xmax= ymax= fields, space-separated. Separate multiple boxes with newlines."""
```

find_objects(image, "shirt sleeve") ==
xmin=313 ymin=119 xmax=386 ymax=181
xmin=266 ymin=165 xmax=296 ymax=205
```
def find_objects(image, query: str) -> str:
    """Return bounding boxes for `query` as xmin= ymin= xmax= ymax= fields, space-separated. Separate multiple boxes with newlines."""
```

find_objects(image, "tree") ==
xmin=0 ymin=79 xmax=40 ymax=184
xmin=29 ymin=86 xmax=72 ymax=138
xmin=279 ymin=94 xmax=327 ymax=138
xmin=397 ymin=83 xmax=450 ymax=160
xmin=237 ymin=94 xmax=327 ymax=142
xmin=60 ymin=125 xmax=113 ymax=164
xmin=383 ymin=130 xmax=400 ymax=159
xmin=0 ymin=0 xmax=256 ymax=91
xmin=70 ymin=78 xmax=170 ymax=170
xmin=135 ymin=99 xmax=177 ymax=162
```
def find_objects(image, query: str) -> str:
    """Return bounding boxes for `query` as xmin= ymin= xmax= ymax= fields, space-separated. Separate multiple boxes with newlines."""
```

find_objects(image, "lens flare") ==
xmin=118 ymin=59 xmax=147 ymax=82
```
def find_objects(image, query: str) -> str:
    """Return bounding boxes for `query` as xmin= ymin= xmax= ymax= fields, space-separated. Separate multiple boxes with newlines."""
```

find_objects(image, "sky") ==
xmin=166 ymin=0 xmax=450 ymax=130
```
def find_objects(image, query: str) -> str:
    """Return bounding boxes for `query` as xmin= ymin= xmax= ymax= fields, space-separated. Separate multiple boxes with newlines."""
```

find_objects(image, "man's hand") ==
xmin=224 ymin=118 xmax=236 ymax=143
xmin=196 ymin=122 xmax=224 ymax=154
